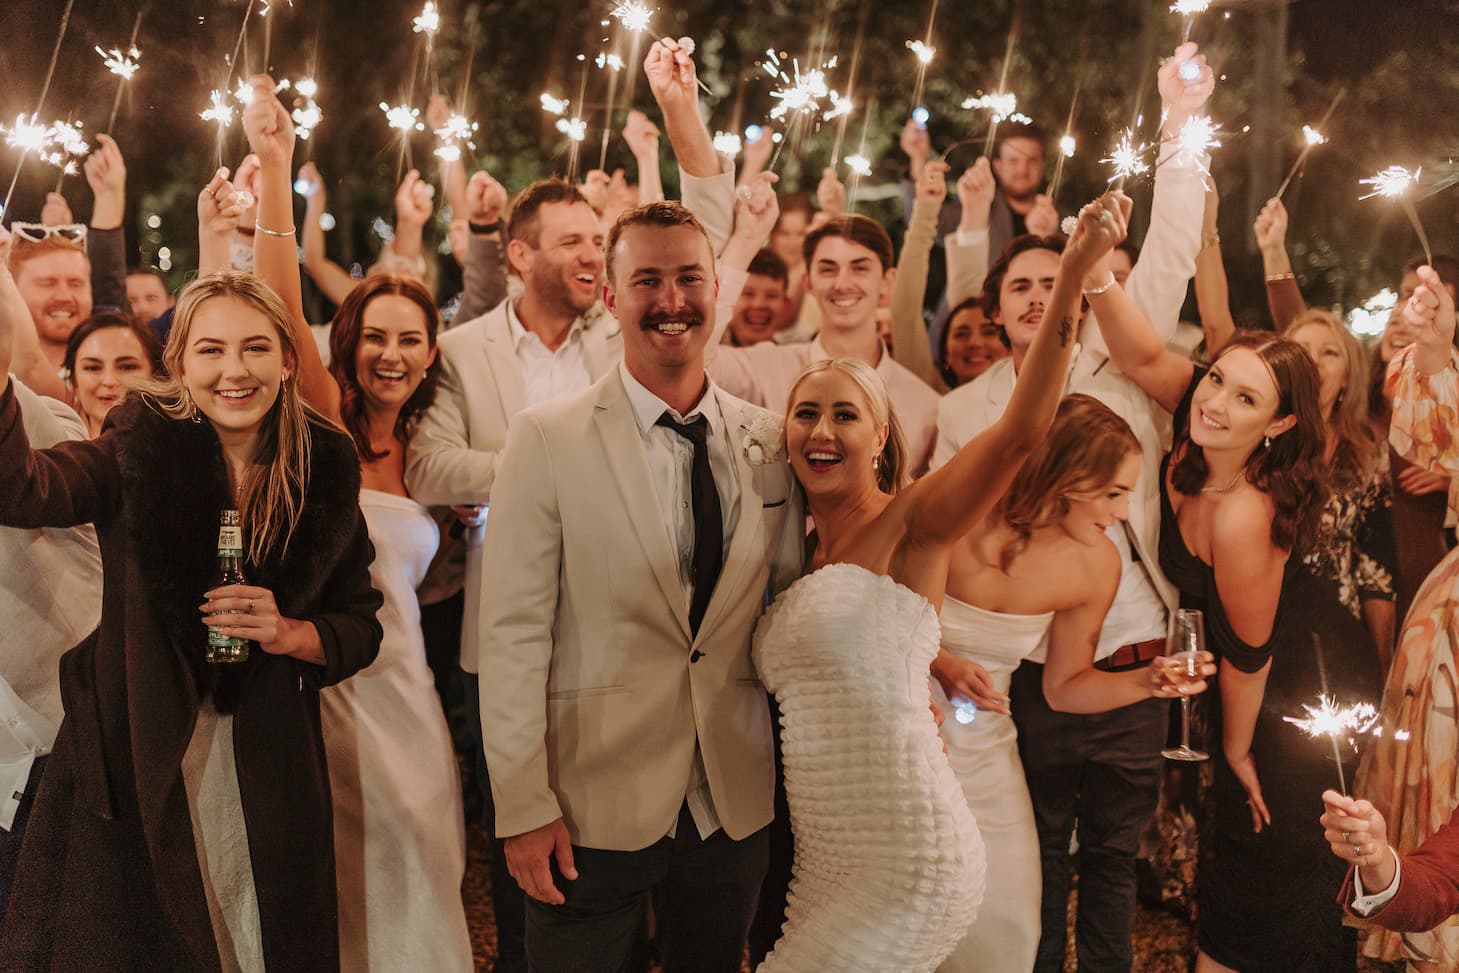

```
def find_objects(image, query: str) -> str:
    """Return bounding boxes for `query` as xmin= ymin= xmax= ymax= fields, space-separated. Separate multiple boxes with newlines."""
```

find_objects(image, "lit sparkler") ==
xmin=1274 ymin=89 xmax=1346 ymax=200
xmin=1103 ymin=129 xmax=1151 ymax=187
xmin=1171 ymin=0 xmax=1210 ymax=41
xmin=712 ymin=131 xmax=741 ymax=157
xmin=610 ymin=1 xmax=653 ymax=33
xmin=2 ymin=114 xmax=51 ymax=155
xmin=1361 ymin=165 xmax=1433 ymax=264
xmin=290 ymin=78 xmax=322 ymax=141
xmin=1171 ymin=114 xmax=1221 ymax=184
xmin=765 ymin=52 xmax=843 ymax=121
xmin=1060 ymin=135 xmax=1077 ymax=158
xmin=433 ymin=112 xmax=478 ymax=163
xmin=200 ymin=90 xmax=235 ymax=128
xmin=96 ymin=46 xmax=140 ymax=82
xmin=44 ymin=120 xmax=87 ymax=180
xmin=1284 ymin=695 xmax=1380 ymax=794
xmin=1302 ymin=125 xmax=1327 ymax=146
xmin=556 ymin=116 xmax=587 ymax=142
xmin=541 ymin=93 xmax=569 ymax=116
xmin=380 ymin=102 xmax=424 ymax=133
xmin=906 ymin=40 xmax=935 ymax=65
xmin=845 ymin=153 xmax=872 ymax=177
xmin=2 ymin=0 xmax=76 ymax=218
xmin=412 ymin=1 xmax=440 ymax=35
xmin=961 ymin=91 xmax=1020 ymax=123
xmin=595 ymin=52 xmax=626 ymax=71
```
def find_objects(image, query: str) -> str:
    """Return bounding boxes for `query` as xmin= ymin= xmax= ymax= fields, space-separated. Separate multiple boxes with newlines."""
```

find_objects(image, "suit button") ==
xmin=690 ymin=650 xmax=703 ymax=663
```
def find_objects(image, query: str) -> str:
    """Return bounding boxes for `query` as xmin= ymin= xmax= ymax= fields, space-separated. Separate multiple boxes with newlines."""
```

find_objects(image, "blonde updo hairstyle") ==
xmin=786 ymin=357 xmax=908 ymax=494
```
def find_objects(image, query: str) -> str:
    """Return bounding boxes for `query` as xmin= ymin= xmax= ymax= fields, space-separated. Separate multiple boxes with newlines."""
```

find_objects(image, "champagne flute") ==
xmin=1161 ymin=608 xmax=1209 ymax=762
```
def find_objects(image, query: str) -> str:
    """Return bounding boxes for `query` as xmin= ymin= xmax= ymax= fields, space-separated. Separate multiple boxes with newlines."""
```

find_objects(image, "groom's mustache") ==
xmin=640 ymin=310 xmax=705 ymax=330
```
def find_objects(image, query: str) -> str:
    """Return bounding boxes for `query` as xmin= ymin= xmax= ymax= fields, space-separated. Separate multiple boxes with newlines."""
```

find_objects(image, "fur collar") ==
xmin=110 ymin=397 xmax=362 ymax=686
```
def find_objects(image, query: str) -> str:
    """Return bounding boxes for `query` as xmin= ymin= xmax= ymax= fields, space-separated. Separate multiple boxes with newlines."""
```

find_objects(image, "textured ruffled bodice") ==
xmin=753 ymin=563 xmax=985 ymax=973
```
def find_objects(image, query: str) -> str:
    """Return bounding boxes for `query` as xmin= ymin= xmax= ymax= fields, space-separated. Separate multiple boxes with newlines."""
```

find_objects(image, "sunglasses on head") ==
xmin=10 ymin=222 xmax=88 ymax=244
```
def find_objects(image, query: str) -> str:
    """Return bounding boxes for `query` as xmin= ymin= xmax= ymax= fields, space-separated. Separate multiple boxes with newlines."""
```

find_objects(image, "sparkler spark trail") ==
xmin=1284 ymin=696 xmax=1380 ymax=794
xmin=413 ymin=1 xmax=440 ymax=35
xmin=610 ymin=0 xmax=653 ymax=33
xmin=2 ymin=115 xmax=51 ymax=155
xmin=1103 ymin=129 xmax=1151 ymax=187
xmin=556 ymin=117 xmax=587 ymax=142
xmin=1275 ymin=88 xmax=1346 ymax=200
xmin=433 ymin=113 xmax=478 ymax=163
xmin=844 ymin=153 xmax=872 ymax=177
xmin=760 ymin=49 xmax=847 ymax=170
xmin=96 ymin=46 xmax=141 ymax=82
xmin=540 ymin=93 xmax=569 ymax=116
xmin=1060 ymin=135 xmax=1077 ymax=157
xmin=961 ymin=92 xmax=1021 ymax=124
xmin=201 ymin=90 xmax=235 ymax=128
xmin=712 ymin=131 xmax=742 ymax=157
xmin=1302 ymin=125 xmax=1327 ymax=146
xmin=380 ymin=103 xmax=424 ymax=133
xmin=45 ymin=120 xmax=88 ymax=189
xmin=906 ymin=40 xmax=935 ymax=65
xmin=1171 ymin=114 xmax=1221 ymax=184
xmin=1362 ymin=165 xmax=1433 ymax=264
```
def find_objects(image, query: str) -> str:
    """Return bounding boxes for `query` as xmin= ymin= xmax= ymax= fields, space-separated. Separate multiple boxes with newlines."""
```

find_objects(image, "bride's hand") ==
xmin=931 ymin=649 xmax=1010 ymax=714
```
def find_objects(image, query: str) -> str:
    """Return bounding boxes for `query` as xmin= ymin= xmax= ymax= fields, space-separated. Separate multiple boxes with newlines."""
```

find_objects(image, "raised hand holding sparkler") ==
xmin=82 ymin=134 xmax=127 ymax=232
xmin=98 ymin=12 xmax=144 ymax=135
xmin=1158 ymin=43 xmax=1215 ymax=140
xmin=955 ymin=158 xmax=995 ymax=235
xmin=39 ymin=192 xmax=72 ymax=227
xmin=198 ymin=167 xmax=247 ymax=275
xmin=643 ymin=38 xmax=720 ymax=181
xmin=817 ymin=166 xmax=848 ymax=219
xmin=1402 ymin=265 xmax=1457 ymax=377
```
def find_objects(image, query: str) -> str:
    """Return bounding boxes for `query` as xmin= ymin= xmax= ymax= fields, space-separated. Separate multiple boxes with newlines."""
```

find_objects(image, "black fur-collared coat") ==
xmin=0 ymin=382 xmax=383 ymax=972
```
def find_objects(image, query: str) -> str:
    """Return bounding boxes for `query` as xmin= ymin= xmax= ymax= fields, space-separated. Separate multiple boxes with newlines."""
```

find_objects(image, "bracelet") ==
xmin=1265 ymin=272 xmax=1295 ymax=283
xmin=1083 ymin=274 xmax=1117 ymax=296
xmin=254 ymin=223 xmax=296 ymax=238
xmin=468 ymin=219 xmax=504 ymax=236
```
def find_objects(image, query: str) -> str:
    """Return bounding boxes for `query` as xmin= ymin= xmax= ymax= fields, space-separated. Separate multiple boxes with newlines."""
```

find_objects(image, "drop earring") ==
xmin=1264 ymin=435 xmax=1272 ymax=449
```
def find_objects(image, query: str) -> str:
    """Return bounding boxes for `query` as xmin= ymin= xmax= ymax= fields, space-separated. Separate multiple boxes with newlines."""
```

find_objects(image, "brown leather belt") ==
xmin=1095 ymin=637 xmax=1165 ymax=672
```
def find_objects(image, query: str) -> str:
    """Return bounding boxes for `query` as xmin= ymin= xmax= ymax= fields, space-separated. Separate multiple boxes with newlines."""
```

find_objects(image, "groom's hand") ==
xmin=504 ymin=817 xmax=578 ymax=905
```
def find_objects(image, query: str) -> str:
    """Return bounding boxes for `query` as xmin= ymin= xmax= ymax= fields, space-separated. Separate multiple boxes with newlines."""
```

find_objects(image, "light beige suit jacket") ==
xmin=404 ymin=302 xmax=619 ymax=672
xmin=479 ymin=369 xmax=804 ymax=850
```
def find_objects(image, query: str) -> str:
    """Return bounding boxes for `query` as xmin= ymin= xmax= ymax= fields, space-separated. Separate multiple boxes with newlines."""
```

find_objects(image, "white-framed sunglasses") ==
xmin=10 ymin=222 xmax=88 ymax=244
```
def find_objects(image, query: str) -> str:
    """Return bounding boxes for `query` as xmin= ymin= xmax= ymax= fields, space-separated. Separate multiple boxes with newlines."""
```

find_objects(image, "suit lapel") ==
xmin=482 ymin=310 xmax=527 ymax=420
xmin=695 ymin=392 xmax=765 ymax=641
xmin=593 ymin=373 xmax=693 ymax=640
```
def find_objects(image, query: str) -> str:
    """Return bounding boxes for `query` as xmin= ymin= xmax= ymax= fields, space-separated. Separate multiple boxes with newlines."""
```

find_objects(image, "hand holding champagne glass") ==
xmin=1161 ymin=608 xmax=1214 ymax=761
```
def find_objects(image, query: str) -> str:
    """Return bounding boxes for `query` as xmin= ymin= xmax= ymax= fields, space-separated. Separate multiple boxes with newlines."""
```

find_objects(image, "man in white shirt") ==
xmin=0 ymin=379 xmax=101 ymax=920
xmin=933 ymin=44 xmax=1215 ymax=973
xmin=478 ymin=200 xmax=802 ymax=973
xmin=707 ymin=214 xmax=942 ymax=472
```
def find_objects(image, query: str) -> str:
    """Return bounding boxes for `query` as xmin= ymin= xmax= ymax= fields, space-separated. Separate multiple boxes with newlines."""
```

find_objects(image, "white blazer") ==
xmin=478 ymin=370 xmax=804 ymax=850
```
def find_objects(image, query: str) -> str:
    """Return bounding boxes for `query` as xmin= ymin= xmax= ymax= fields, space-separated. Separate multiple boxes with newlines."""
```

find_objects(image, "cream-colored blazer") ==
xmin=404 ymin=302 xmax=619 ymax=673
xmin=478 ymin=369 xmax=803 ymax=850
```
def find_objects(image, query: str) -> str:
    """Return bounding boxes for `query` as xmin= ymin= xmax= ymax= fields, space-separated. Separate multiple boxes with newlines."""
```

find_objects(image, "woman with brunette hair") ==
xmin=938 ymin=297 xmax=1009 ymax=389
xmin=934 ymin=394 xmax=1210 ymax=972
xmin=1086 ymin=256 xmax=1364 ymax=969
xmin=0 ymin=266 xmax=382 ymax=971
xmin=248 ymin=81 xmax=472 ymax=970
xmin=61 ymin=310 xmax=163 ymax=437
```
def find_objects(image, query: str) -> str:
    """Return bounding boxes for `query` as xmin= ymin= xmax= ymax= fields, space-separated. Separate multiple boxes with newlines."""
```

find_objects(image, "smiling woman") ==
xmin=0 ymin=267 xmax=384 ymax=970
xmin=61 ymin=311 xmax=162 ymax=438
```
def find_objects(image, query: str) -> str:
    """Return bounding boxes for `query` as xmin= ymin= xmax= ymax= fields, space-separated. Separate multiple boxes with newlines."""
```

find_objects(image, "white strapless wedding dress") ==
xmin=933 ymin=596 xmax=1052 ymax=973
xmin=753 ymin=563 xmax=985 ymax=973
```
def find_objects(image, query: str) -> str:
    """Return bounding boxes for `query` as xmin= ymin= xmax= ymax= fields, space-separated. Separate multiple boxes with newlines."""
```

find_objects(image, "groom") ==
xmin=478 ymin=200 xmax=804 ymax=972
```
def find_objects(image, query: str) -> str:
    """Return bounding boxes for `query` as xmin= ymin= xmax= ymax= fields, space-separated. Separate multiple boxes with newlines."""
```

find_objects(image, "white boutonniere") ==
xmin=740 ymin=414 xmax=785 ymax=466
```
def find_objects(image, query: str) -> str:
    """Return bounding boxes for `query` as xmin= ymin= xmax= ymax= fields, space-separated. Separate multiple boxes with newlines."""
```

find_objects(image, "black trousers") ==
xmin=524 ymin=805 xmax=768 ymax=973
xmin=1011 ymin=661 xmax=1167 ymax=973
xmin=0 ymin=755 xmax=47 ymax=931
xmin=463 ymin=671 xmax=527 ymax=973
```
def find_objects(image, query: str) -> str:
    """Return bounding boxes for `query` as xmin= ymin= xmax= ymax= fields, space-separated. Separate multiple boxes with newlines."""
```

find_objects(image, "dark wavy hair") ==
xmin=62 ymin=310 xmax=164 ymax=380
xmin=981 ymin=233 xmax=1066 ymax=322
xmin=1171 ymin=331 xmax=1328 ymax=554
xmin=328 ymin=273 xmax=441 ymax=462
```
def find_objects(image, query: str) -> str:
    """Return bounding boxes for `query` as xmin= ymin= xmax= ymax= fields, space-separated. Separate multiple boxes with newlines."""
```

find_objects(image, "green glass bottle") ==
xmin=206 ymin=509 xmax=250 ymax=664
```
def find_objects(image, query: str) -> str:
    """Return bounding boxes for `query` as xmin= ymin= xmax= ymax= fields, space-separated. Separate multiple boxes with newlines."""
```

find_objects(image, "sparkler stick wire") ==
xmin=225 ymin=0 xmax=259 ymax=94
xmin=909 ymin=0 xmax=940 ymax=116
xmin=569 ymin=59 xmax=589 ymax=184
xmin=1274 ymin=87 xmax=1346 ymax=200
xmin=106 ymin=10 xmax=146 ymax=133
xmin=2 ymin=0 xmax=77 ymax=219
xmin=830 ymin=12 xmax=867 ymax=169
xmin=598 ymin=47 xmax=623 ymax=170
xmin=983 ymin=20 xmax=1018 ymax=159
xmin=1048 ymin=83 xmax=1082 ymax=203
xmin=1311 ymin=633 xmax=1349 ymax=794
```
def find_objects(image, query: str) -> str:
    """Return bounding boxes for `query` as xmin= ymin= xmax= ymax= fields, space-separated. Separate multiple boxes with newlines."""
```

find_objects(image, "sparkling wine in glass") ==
xmin=1161 ymin=608 xmax=1209 ymax=762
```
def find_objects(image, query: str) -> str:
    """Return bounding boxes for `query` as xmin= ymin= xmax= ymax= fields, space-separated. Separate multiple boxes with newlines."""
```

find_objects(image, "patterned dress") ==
xmin=1357 ymin=346 xmax=1459 ymax=969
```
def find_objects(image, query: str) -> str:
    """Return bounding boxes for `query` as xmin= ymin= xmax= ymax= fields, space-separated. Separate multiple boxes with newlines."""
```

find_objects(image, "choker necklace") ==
xmin=1200 ymin=470 xmax=1245 ymax=494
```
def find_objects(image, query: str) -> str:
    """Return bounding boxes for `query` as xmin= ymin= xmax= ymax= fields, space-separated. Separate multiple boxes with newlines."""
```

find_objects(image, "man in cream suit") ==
xmin=479 ymin=199 xmax=803 ymax=973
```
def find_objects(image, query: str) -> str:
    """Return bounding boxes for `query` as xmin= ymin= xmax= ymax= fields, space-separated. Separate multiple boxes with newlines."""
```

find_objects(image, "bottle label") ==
xmin=216 ymin=525 xmax=243 ymax=558
xmin=208 ymin=627 xmax=247 ymax=648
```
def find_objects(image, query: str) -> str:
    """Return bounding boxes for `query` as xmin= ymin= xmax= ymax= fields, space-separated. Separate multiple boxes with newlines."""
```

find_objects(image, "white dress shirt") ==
xmin=618 ymin=362 xmax=741 ymax=838
xmin=507 ymin=300 xmax=593 ymax=409
xmin=0 ymin=378 xmax=102 ymax=829
xmin=1350 ymin=848 xmax=1403 ymax=915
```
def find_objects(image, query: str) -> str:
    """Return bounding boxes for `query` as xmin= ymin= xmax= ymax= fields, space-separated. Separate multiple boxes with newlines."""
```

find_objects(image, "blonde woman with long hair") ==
xmin=933 ymin=394 xmax=1213 ymax=973
xmin=0 ymin=230 xmax=383 ymax=972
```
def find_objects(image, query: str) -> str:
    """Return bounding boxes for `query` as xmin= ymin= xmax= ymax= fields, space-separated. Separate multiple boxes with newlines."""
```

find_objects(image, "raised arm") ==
xmin=83 ymin=134 xmax=129 ymax=312
xmin=643 ymin=39 xmax=718 ymax=179
xmin=198 ymin=167 xmax=246 ymax=278
xmin=1194 ymin=182 xmax=1236 ymax=357
xmin=390 ymin=168 xmax=434 ymax=271
xmin=293 ymin=162 xmax=358 ymax=305
xmin=0 ymin=229 xmax=67 ymax=401
xmin=243 ymin=74 xmax=340 ymax=423
xmin=901 ymin=193 xmax=1130 ymax=545
xmin=946 ymin=159 xmax=995 ymax=309
xmin=888 ymin=161 xmax=948 ymax=392
xmin=1085 ymin=252 xmax=1196 ymax=414
xmin=623 ymin=110 xmax=665 ymax=205
xmin=1254 ymin=198 xmax=1306 ymax=332
xmin=455 ymin=169 xmax=510 ymax=323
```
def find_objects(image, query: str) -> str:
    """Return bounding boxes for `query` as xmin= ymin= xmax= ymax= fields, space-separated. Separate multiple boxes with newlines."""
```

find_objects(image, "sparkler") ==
xmin=1274 ymin=88 xmax=1347 ymax=200
xmin=540 ymin=93 xmax=570 ymax=116
xmin=1284 ymin=696 xmax=1379 ymax=794
xmin=556 ymin=117 xmax=588 ymax=142
xmin=979 ymin=21 xmax=1020 ymax=158
xmin=844 ymin=154 xmax=872 ymax=178
xmin=1047 ymin=85 xmax=1081 ymax=203
xmin=906 ymin=40 xmax=935 ymax=65
xmin=433 ymin=113 xmax=478 ymax=164
xmin=380 ymin=102 xmax=424 ymax=133
xmin=99 ymin=12 xmax=145 ymax=134
xmin=760 ymin=49 xmax=847 ymax=170
xmin=413 ymin=2 xmax=442 ymax=94
xmin=1171 ymin=0 xmax=1211 ymax=42
xmin=1170 ymin=114 xmax=1221 ymax=184
xmin=1361 ymin=165 xmax=1433 ymax=265
xmin=2 ymin=0 xmax=76 ymax=221
xmin=1103 ymin=129 xmax=1152 ymax=188
xmin=290 ymin=78 xmax=322 ymax=142
xmin=608 ymin=2 xmax=712 ymax=95
xmin=45 ymin=120 xmax=87 ymax=192
xmin=712 ymin=131 xmax=742 ymax=157
xmin=907 ymin=0 xmax=939 ymax=124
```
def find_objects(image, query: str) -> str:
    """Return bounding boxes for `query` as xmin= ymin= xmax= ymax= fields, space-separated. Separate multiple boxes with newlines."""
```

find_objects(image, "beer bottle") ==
xmin=206 ymin=509 xmax=250 ymax=664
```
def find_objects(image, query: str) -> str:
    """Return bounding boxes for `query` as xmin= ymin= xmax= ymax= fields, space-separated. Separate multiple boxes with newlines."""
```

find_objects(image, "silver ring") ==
xmin=1342 ymin=831 xmax=1350 ymax=843
xmin=247 ymin=599 xmax=254 ymax=614
xmin=1099 ymin=210 xmax=1113 ymax=225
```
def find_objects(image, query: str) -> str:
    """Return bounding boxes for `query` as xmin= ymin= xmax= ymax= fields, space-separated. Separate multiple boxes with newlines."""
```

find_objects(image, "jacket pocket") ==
xmin=548 ymin=685 xmax=630 ymax=701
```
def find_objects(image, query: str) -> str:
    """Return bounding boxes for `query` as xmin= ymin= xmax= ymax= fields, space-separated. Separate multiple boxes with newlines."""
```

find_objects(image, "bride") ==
xmin=752 ymin=191 xmax=1134 ymax=973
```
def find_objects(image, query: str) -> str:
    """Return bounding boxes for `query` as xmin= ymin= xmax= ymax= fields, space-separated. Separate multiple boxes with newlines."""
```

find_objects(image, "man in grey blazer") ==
xmin=479 ymin=196 xmax=803 ymax=972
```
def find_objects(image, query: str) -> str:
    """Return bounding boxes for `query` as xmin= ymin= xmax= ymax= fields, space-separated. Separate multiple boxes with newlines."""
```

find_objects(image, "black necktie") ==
xmin=656 ymin=412 xmax=723 ymax=639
